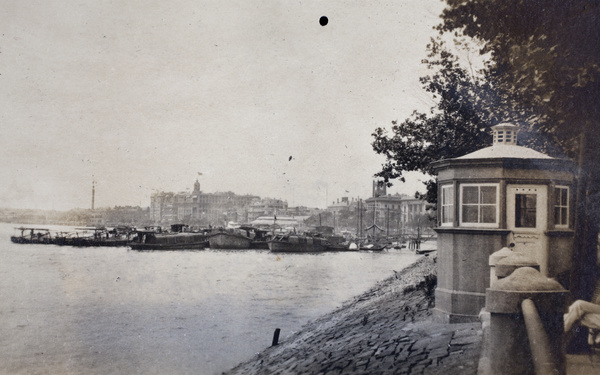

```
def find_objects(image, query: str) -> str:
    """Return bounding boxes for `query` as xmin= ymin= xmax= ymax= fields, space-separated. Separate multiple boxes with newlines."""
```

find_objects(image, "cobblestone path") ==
xmin=223 ymin=256 xmax=483 ymax=375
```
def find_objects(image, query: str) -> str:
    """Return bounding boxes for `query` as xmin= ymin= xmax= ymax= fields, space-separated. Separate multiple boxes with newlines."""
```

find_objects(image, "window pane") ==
xmin=442 ymin=206 xmax=454 ymax=223
xmin=561 ymin=188 xmax=568 ymax=205
xmin=553 ymin=187 xmax=569 ymax=227
xmin=555 ymin=207 xmax=567 ymax=226
xmin=480 ymin=186 xmax=497 ymax=204
xmin=462 ymin=205 xmax=478 ymax=223
xmin=443 ymin=186 xmax=454 ymax=204
xmin=515 ymin=194 xmax=537 ymax=228
xmin=481 ymin=206 xmax=496 ymax=223
xmin=463 ymin=186 xmax=479 ymax=204
xmin=460 ymin=184 xmax=498 ymax=226
xmin=442 ymin=186 xmax=454 ymax=224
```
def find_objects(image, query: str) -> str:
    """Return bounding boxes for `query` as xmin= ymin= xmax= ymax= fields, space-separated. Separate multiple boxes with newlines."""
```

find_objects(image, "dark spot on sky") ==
xmin=319 ymin=16 xmax=328 ymax=26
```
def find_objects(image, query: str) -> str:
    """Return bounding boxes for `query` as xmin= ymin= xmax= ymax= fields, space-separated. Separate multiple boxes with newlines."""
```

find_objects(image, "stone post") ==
xmin=495 ymin=252 xmax=539 ymax=280
xmin=489 ymin=247 xmax=514 ymax=286
xmin=485 ymin=267 xmax=568 ymax=375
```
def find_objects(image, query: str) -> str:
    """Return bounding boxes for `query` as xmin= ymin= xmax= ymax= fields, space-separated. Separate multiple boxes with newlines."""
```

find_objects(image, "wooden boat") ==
xmin=11 ymin=227 xmax=53 ymax=244
xmin=268 ymin=234 xmax=330 ymax=253
xmin=250 ymin=240 xmax=270 ymax=249
xmin=346 ymin=237 xmax=387 ymax=252
xmin=129 ymin=227 xmax=209 ymax=250
xmin=325 ymin=243 xmax=358 ymax=252
xmin=53 ymin=227 xmax=132 ymax=247
xmin=314 ymin=226 xmax=346 ymax=245
xmin=414 ymin=239 xmax=437 ymax=255
xmin=79 ymin=227 xmax=131 ymax=247
xmin=208 ymin=230 xmax=252 ymax=249
xmin=239 ymin=226 xmax=272 ymax=249
xmin=359 ymin=243 xmax=386 ymax=251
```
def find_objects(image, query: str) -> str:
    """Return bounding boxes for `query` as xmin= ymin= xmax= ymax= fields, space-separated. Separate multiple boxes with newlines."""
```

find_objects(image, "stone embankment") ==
xmin=223 ymin=255 xmax=483 ymax=375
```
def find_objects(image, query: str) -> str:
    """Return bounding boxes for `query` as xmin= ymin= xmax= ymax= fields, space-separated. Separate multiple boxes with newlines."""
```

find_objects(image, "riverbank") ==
xmin=223 ymin=255 xmax=483 ymax=375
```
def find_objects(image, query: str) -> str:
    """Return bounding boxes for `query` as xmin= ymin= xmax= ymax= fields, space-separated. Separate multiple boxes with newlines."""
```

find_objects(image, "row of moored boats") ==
xmin=10 ymin=225 xmax=403 ymax=253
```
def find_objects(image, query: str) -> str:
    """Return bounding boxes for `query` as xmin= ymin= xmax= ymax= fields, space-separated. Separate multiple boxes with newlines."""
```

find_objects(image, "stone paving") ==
xmin=223 ymin=256 xmax=483 ymax=375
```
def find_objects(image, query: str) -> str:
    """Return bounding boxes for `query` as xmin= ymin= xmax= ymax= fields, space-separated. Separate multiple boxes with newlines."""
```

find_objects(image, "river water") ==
xmin=0 ymin=223 xmax=421 ymax=375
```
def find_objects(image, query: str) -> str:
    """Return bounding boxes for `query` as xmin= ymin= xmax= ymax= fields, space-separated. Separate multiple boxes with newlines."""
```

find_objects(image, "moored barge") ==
xmin=129 ymin=230 xmax=209 ymax=250
xmin=129 ymin=225 xmax=210 ymax=250
xmin=11 ymin=227 xmax=53 ymax=244
xmin=208 ymin=230 xmax=252 ymax=249
xmin=268 ymin=234 xmax=330 ymax=253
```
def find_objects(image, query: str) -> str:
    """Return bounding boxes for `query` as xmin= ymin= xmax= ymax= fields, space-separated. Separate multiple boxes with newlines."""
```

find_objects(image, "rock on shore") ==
xmin=223 ymin=255 xmax=482 ymax=375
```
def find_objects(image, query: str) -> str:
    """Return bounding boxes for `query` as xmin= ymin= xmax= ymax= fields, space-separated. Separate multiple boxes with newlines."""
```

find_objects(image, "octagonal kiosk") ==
xmin=431 ymin=123 xmax=577 ymax=323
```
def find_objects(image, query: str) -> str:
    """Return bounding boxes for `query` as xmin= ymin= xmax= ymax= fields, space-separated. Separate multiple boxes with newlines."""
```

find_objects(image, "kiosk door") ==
xmin=507 ymin=185 xmax=548 ymax=273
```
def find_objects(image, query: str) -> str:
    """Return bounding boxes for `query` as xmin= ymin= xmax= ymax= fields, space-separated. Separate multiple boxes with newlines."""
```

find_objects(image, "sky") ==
xmin=0 ymin=0 xmax=445 ymax=211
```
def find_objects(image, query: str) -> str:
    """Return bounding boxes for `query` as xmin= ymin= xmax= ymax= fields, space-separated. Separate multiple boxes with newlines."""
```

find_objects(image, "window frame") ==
xmin=440 ymin=184 xmax=455 ymax=226
xmin=554 ymin=185 xmax=570 ymax=229
xmin=459 ymin=183 xmax=500 ymax=228
xmin=514 ymin=192 xmax=538 ymax=229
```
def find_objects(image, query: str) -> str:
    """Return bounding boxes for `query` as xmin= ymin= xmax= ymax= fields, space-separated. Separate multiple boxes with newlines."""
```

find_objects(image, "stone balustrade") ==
xmin=485 ymin=252 xmax=568 ymax=374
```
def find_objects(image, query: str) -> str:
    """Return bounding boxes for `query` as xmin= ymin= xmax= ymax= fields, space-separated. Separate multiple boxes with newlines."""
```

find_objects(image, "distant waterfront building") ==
xmin=250 ymin=215 xmax=309 ymax=231
xmin=372 ymin=179 xmax=387 ymax=198
xmin=368 ymin=194 xmax=431 ymax=236
xmin=327 ymin=197 xmax=352 ymax=213
xmin=150 ymin=179 xmax=260 ymax=226
xmin=247 ymin=198 xmax=289 ymax=221
xmin=285 ymin=205 xmax=320 ymax=217
xmin=328 ymin=180 xmax=432 ymax=236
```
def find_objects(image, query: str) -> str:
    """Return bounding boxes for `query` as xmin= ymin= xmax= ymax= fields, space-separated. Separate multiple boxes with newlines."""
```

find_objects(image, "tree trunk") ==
xmin=571 ymin=126 xmax=600 ymax=301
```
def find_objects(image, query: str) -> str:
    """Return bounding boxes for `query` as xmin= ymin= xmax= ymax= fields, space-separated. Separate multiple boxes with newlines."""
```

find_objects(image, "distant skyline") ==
xmin=0 ymin=1 xmax=445 ymax=211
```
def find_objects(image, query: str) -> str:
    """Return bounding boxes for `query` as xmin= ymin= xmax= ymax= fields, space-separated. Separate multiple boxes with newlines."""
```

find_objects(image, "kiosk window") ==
xmin=441 ymin=185 xmax=454 ymax=225
xmin=554 ymin=186 xmax=569 ymax=227
xmin=460 ymin=184 xmax=498 ymax=227
xmin=515 ymin=194 xmax=537 ymax=228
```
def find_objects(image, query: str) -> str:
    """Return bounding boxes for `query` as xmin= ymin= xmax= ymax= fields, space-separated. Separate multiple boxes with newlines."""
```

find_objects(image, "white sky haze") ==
xmin=0 ymin=0 xmax=445 ymax=210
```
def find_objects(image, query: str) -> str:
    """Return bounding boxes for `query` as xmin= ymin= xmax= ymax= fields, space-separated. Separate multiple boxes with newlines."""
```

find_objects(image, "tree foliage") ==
xmin=372 ymin=36 xmax=551 ymax=203
xmin=440 ymin=0 xmax=600 ymax=155
xmin=373 ymin=1 xmax=600 ymax=197
xmin=372 ymin=38 xmax=487 ymax=182
xmin=373 ymin=0 xmax=600 ymax=301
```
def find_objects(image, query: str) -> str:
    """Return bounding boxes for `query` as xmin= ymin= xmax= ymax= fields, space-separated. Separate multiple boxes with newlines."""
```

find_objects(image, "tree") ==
xmin=372 ymin=36 xmax=549 ymax=203
xmin=373 ymin=0 xmax=600 ymax=300
xmin=440 ymin=0 xmax=600 ymax=154
xmin=440 ymin=0 xmax=600 ymax=301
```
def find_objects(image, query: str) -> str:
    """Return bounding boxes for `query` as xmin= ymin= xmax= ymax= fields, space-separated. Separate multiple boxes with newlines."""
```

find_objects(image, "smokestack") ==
xmin=92 ymin=180 xmax=95 ymax=210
